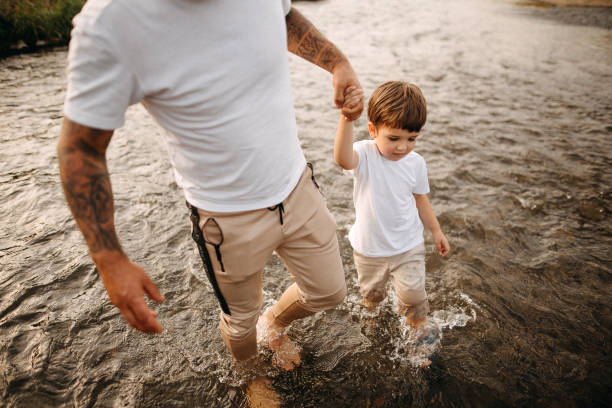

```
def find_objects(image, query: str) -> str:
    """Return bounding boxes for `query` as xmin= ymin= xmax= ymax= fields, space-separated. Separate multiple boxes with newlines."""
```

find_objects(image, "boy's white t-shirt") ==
xmin=64 ymin=0 xmax=306 ymax=212
xmin=345 ymin=140 xmax=430 ymax=257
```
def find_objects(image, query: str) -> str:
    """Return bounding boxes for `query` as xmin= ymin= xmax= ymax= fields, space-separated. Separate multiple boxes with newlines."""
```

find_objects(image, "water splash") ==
xmin=383 ymin=291 xmax=479 ymax=368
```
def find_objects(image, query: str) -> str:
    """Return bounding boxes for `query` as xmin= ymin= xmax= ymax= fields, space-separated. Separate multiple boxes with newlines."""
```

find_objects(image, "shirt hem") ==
xmin=184 ymin=158 xmax=307 ymax=213
xmin=349 ymin=237 xmax=425 ymax=258
xmin=63 ymin=107 xmax=123 ymax=131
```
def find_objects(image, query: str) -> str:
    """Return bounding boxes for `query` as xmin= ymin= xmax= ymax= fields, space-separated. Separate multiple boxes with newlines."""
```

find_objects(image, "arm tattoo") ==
xmin=58 ymin=121 xmax=123 ymax=255
xmin=286 ymin=8 xmax=345 ymax=73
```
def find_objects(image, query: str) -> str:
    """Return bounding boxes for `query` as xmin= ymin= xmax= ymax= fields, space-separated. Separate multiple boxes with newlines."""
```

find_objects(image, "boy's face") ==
xmin=368 ymin=123 xmax=419 ymax=161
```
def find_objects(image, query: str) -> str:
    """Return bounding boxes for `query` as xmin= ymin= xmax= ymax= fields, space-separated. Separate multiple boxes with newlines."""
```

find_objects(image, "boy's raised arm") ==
xmin=334 ymin=116 xmax=358 ymax=170
xmin=334 ymin=87 xmax=362 ymax=170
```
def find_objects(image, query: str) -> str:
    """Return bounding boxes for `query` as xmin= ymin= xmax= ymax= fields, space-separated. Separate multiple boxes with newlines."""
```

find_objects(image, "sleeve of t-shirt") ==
xmin=342 ymin=140 xmax=366 ymax=178
xmin=414 ymin=155 xmax=430 ymax=194
xmin=63 ymin=22 xmax=142 ymax=130
xmin=282 ymin=0 xmax=291 ymax=15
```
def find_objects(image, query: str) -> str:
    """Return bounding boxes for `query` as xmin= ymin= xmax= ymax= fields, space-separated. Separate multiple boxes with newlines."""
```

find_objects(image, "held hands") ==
xmin=332 ymin=61 xmax=364 ymax=121
xmin=342 ymin=86 xmax=364 ymax=121
xmin=97 ymin=254 xmax=165 ymax=333
xmin=432 ymin=231 xmax=451 ymax=257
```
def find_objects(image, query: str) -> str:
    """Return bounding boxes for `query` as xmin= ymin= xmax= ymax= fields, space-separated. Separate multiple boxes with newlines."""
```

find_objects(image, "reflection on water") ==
xmin=1 ymin=0 xmax=611 ymax=406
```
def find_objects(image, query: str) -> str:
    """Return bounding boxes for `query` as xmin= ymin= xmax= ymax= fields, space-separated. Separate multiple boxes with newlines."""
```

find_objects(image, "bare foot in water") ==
xmin=257 ymin=309 xmax=301 ymax=371
xmin=247 ymin=376 xmax=281 ymax=408
xmin=362 ymin=298 xmax=379 ymax=311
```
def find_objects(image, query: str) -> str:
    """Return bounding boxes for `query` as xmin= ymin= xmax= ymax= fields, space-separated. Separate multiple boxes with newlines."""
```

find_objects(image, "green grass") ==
xmin=0 ymin=0 xmax=85 ymax=56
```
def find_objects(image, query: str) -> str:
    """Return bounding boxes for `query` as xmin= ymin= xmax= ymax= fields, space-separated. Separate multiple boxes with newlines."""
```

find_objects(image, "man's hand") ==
xmin=332 ymin=61 xmax=364 ymax=121
xmin=432 ymin=231 xmax=450 ymax=257
xmin=97 ymin=254 xmax=165 ymax=333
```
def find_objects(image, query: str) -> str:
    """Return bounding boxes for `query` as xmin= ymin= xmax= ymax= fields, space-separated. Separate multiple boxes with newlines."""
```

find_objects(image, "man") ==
xmin=58 ymin=0 xmax=363 ymax=368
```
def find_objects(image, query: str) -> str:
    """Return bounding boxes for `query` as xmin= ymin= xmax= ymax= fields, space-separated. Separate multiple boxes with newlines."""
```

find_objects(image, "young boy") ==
xmin=334 ymin=81 xmax=450 ymax=340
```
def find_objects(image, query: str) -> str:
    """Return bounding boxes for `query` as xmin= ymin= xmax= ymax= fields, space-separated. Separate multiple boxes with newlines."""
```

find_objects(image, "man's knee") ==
xmin=307 ymin=284 xmax=347 ymax=311
xmin=219 ymin=312 xmax=259 ymax=360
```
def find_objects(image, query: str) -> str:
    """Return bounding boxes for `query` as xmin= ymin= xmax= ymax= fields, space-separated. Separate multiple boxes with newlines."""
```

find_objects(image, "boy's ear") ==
xmin=368 ymin=122 xmax=378 ymax=139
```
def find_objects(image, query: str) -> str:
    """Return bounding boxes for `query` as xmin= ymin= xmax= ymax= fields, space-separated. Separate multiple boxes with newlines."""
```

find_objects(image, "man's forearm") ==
xmin=285 ymin=7 xmax=347 ymax=73
xmin=57 ymin=119 xmax=123 ymax=261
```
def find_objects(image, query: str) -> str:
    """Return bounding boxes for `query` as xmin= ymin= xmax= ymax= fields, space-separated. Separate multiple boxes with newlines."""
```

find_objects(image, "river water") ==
xmin=1 ymin=0 xmax=611 ymax=406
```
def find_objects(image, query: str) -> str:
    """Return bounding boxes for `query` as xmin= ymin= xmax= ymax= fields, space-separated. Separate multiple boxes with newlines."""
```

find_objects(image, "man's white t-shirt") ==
xmin=345 ymin=140 xmax=430 ymax=257
xmin=64 ymin=0 xmax=306 ymax=212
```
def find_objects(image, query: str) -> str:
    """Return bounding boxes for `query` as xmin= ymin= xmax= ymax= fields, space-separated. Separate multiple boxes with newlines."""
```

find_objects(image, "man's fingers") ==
xmin=130 ymin=298 xmax=163 ymax=333
xmin=334 ymin=84 xmax=345 ymax=109
xmin=120 ymin=305 xmax=144 ymax=331
xmin=143 ymin=274 xmax=165 ymax=303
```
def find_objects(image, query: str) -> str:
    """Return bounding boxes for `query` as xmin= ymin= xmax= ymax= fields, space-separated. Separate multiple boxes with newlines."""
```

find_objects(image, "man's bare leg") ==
xmin=257 ymin=284 xmax=314 ymax=370
xmin=362 ymin=297 xmax=380 ymax=311
xmin=258 ymin=308 xmax=302 ymax=371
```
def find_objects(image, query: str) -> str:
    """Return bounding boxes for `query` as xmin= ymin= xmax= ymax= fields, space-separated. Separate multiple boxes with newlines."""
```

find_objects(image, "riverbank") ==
xmin=544 ymin=0 xmax=612 ymax=5
xmin=0 ymin=0 xmax=84 ymax=58
xmin=2 ymin=0 xmax=610 ymax=59
xmin=518 ymin=1 xmax=612 ymax=28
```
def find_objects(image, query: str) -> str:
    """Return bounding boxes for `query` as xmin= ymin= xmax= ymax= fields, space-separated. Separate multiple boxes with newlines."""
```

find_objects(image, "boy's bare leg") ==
xmin=405 ymin=315 xmax=427 ymax=329
xmin=403 ymin=313 xmax=437 ymax=368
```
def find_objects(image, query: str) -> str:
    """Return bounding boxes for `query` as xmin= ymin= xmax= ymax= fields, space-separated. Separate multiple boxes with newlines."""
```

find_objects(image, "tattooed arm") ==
xmin=58 ymin=118 xmax=164 ymax=333
xmin=286 ymin=7 xmax=363 ymax=120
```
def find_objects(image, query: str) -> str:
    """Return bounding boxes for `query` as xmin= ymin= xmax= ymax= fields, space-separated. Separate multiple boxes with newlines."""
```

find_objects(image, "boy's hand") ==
xmin=432 ymin=231 xmax=450 ymax=257
xmin=342 ymin=86 xmax=364 ymax=120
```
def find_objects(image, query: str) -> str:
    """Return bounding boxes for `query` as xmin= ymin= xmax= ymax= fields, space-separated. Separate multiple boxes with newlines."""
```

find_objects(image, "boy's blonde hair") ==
xmin=367 ymin=81 xmax=427 ymax=132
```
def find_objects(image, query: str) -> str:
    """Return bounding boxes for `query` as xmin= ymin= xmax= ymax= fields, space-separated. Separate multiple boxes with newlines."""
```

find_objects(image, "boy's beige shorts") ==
xmin=353 ymin=243 xmax=429 ymax=320
xmin=196 ymin=165 xmax=346 ymax=359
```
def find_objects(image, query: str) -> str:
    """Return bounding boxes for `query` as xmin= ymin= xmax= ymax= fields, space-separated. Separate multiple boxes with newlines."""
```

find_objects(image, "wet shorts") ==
xmin=189 ymin=165 xmax=346 ymax=357
xmin=353 ymin=243 xmax=429 ymax=320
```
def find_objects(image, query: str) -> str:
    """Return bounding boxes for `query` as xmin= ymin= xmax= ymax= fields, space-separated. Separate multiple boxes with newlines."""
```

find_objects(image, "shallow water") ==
xmin=1 ymin=0 xmax=611 ymax=406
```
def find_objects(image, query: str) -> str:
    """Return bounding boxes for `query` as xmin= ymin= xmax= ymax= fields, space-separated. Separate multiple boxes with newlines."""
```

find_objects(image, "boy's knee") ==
xmin=397 ymin=297 xmax=429 ymax=321
xmin=396 ymin=288 xmax=427 ymax=307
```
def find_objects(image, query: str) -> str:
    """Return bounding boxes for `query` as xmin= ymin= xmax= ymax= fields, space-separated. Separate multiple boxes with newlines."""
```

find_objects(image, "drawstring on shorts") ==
xmin=267 ymin=202 xmax=285 ymax=225
xmin=307 ymin=162 xmax=320 ymax=190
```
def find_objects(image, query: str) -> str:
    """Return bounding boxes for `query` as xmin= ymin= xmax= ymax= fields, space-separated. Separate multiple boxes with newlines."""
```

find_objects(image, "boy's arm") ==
xmin=414 ymin=193 xmax=450 ymax=257
xmin=334 ymin=86 xmax=362 ymax=170
xmin=58 ymin=118 xmax=165 ymax=333
xmin=285 ymin=7 xmax=363 ymax=120
xmin=334 ymin=115 xmax=359 ymax=170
